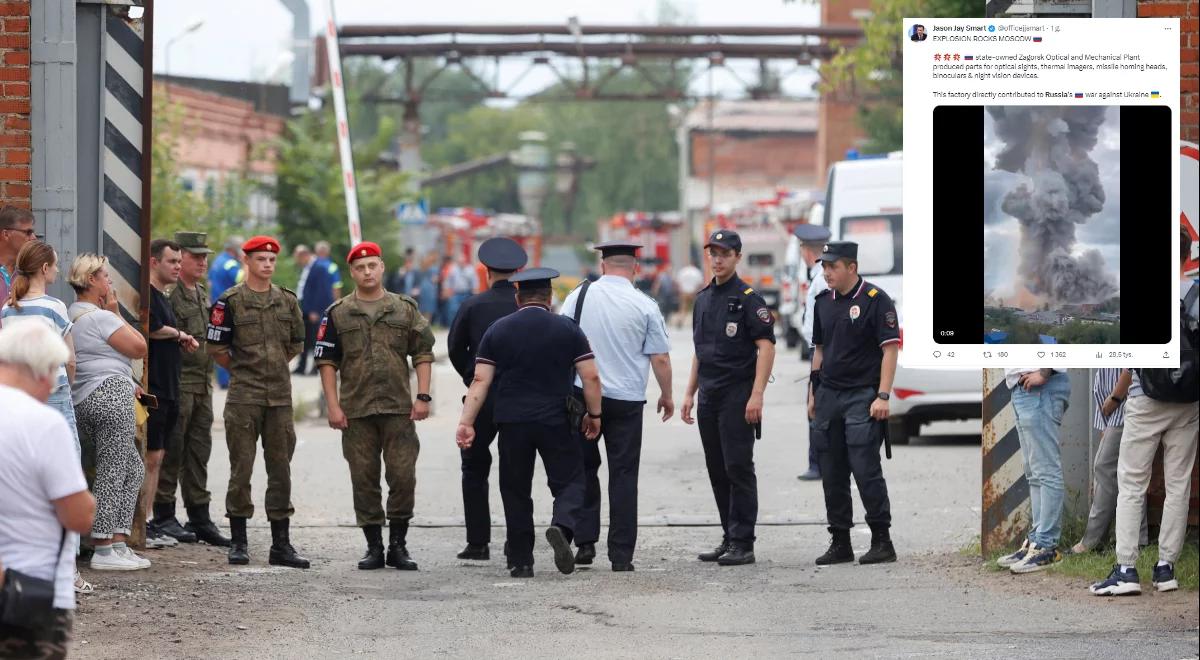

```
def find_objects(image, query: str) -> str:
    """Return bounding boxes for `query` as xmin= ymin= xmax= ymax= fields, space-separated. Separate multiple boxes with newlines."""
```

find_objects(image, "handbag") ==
xmin=0 ymin=530 xmax=66 ymax=629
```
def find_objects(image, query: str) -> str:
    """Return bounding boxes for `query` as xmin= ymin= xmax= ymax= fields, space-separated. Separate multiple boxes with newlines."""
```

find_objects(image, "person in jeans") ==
xmin=0 ymin=240 xmax=90 ymax=593
xmin=996 ymin=367 xmax=1069 ymax=574
xmin=1071 ymin=367 xmax=1147 ymax=554
xmin=1092 ymin=231 xmax=1199 ymax=596
xmin=67 ymin=254 xmax=150 ymax=571
xmin=0 ymin=322 xmax=96 ymax=660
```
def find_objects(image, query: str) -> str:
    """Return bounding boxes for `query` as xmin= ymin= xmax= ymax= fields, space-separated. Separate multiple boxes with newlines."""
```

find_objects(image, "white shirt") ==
xmin=560 ymin=275 xmax=671 ymax=401
xmin=1004 ymin=367 xmax=1066 ymax=390
xmin=675 ymin=265 xmax=704 ymax=295
xmin=296 ymin=261 xmax=313 ymax=303
xmin=0 ymin=385 xmax=88 ymax=610
xmin=801 ymin=261 xmax=829 ymax=345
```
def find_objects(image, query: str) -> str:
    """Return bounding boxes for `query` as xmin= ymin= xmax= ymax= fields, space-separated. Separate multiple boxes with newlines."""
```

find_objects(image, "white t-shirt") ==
xmin=1 ymin=295 xmax=73 ymax=389
xmin=68 ymin=302 xmax=134 ymax=405
xmin=675 ymin=265 xmax=704 ymax=296
xmin=0 ymin=385 xmax=88 ymax=610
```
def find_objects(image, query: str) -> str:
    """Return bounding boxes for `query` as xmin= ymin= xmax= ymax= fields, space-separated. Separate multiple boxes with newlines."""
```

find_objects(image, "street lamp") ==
xmin=165 ymin=18 xmax=205 ymax=78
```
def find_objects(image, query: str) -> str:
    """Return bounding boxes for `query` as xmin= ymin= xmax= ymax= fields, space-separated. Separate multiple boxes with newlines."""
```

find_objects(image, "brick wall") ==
xmin=689 ymin=132 xmax=818 ymax=182
xmin=1137 ymin=0 xmax=1199 ymax=142
xmin=0 ymin=0 xmax=30 ymax=208
xmin=817 ymin=0 xmax=871 ymax=186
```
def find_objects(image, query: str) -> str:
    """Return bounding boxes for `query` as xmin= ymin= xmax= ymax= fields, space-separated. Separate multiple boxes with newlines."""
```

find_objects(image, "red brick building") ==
xmin=0 ymin=0 xmax=31 ymax=209
xmin=1138 ymin=0 xmax=1199 ymax=143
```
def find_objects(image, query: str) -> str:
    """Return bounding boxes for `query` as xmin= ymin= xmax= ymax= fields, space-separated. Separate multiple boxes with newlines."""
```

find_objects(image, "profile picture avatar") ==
xmin=910 ymin=24 xmax=927 ymax=42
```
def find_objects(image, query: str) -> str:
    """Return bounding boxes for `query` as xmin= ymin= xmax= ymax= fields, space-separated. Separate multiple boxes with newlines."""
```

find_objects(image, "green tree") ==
xmin=270 ymin=104 xmax=412 ymax=266
xmin=818 ymin=0 xmax=978 ymax=153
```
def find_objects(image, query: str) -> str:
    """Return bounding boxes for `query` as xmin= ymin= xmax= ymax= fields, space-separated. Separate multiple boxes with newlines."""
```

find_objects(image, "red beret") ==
xmin=242 ymin=235 xmax=281 ymax=255
xmin=347 ymin=241 xmax=382 ymax=263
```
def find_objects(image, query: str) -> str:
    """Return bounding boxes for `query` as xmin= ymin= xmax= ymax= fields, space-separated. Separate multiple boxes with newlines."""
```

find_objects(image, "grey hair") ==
xmin=225 ymin=236 xmax=244 ymax=252
xmin=0 ymin=322 xmax=69 ymax=380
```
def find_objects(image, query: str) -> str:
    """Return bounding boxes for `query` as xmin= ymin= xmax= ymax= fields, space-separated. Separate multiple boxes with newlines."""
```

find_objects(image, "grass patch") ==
xmin=1052 ymin=541 xmax=1199 ymax=590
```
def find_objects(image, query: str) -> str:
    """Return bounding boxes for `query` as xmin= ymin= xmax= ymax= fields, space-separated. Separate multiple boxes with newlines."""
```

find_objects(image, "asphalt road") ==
xmin=72 ymin=330 xmax=1199 ymax=659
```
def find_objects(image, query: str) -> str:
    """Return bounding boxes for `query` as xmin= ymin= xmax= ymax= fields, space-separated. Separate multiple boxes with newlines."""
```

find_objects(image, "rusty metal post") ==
xmin=981 ymin=369 xmax=1029 ymax=556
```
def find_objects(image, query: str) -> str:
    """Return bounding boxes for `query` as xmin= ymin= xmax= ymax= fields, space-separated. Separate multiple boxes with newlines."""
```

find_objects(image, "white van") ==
xmin=818 ymin=153 xmax=981 ymax=444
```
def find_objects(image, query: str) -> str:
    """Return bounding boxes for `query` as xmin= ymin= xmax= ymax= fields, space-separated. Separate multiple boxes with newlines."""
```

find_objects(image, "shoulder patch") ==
xmin=756 ymin=308 xmax=772 ymax=324
xmin=394 ymin=293 xmax=420 ymax=310
xmin=278 ymin=285 xmax=299 ymax=299
xmin=868 ymin=288 xmax=878 ymax=298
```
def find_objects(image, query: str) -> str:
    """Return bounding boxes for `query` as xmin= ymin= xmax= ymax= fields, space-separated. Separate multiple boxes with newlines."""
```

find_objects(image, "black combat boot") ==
xmin=574 ymin=543 xmax=596 ymax=565
xmin=697 ymin=539 xmax=730 ymax=562
xmin=815 ymin=527 xmax=855 ymax=565
xmin=227 ymin=517 xmax=250 ymax=565
xmin=358 ymin=525 xmax=385 ymax=570
xmin=185 ymin=504 xmax=231 ymax=547
xmin=153 ymin=502 xmax=198 ymax=543
xmin=386 ymin=522 xmax=418 ymax=571
xmin=717 ymin=544 xmax=756 ymax=566
xmin=268 ymin=518 xmax=311 ymax=569
xmin=858 ymin=525 xmax=897 ymax=565
xmin=457 ymin=543 xmax=489 ymax=560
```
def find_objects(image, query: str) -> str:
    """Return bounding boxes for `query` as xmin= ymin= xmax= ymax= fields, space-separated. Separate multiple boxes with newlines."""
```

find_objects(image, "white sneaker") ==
xmin=997 ymin=539 xmax=1032 ymax=567
xmin=73 ymin=570 xmax=94 ymax=594
xmin=116 ymin=546 xmax=151 ymax=569
xmin=90 ymin=549 xmax=141 ymax=571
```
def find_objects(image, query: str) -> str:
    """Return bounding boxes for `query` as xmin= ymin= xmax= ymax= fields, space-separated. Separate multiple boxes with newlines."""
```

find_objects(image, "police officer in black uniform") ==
xmin=455 ymin=268 xmax=603 ymax=578
xmin=446 ymin=237 xmax=528 ymax=561
xmin=681 ymin=230 xmax=777 ymax=566
xmin=808 ymin=241 xmax=900 ymax=566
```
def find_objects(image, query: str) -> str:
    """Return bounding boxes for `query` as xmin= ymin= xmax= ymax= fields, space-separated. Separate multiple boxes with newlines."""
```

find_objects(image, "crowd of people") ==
xmin=0 ymin=198 xmax=1196 ymax=657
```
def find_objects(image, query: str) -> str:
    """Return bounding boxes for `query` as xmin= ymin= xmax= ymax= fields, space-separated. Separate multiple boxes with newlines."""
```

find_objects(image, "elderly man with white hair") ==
xmin=0 ymin=322 xmax=96 ymax=659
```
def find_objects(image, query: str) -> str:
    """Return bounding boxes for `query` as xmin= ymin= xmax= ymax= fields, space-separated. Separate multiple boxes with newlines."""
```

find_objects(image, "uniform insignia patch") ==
xmin=210 ymin=303 xmax=225 ymax=326
xmin=756 ymin=308 xmax=772 ymax=324
xmin=885 ymin=311 xmax=897 ymax=328
xmin=725 ymin=322 xmax=738 ymax=337
xmin=316 ymin=319 xmax=327 ymax=341
xmin=849 ymin=305 xmax=861 ymax=321
xmin=868 ymin=288 xmax=878 ymax=298
xmin=743 ymin=287 xmax=754 ymax=295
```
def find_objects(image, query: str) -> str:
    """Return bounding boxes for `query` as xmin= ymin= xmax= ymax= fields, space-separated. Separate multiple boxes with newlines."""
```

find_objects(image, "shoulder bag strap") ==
xmin=572 ymin=280 xmax=591 ymax=325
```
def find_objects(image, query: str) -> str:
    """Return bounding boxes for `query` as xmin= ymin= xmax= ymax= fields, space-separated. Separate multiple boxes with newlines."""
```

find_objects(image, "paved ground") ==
xmin=72 ymin=331 xmax=1199 ymax=659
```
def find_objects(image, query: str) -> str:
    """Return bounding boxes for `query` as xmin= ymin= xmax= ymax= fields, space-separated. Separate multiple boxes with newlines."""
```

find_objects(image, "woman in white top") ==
xmin=0 ymin=240 xmax=78 ymax=446
xmin=0 ymin=321 xmax=95 ymax=656
xmin=66 ymin=254 xmax=150 ymax=571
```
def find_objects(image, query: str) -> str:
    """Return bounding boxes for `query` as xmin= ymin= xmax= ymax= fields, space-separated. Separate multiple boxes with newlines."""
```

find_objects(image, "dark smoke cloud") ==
xmin=986 ymin=106 xmax=1117 ymax=305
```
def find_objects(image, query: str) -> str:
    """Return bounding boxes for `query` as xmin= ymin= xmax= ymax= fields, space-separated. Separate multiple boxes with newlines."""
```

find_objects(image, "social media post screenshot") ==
xmin=901 ymin=18 xmax=1181 ymax=369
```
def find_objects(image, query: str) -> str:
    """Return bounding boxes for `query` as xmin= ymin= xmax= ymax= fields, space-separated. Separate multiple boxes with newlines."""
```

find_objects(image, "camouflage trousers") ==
xmin=155 ymin=390 xmax=214 ymax=508
xmin=343 ymin=414 xmax=420 ymax=527
xmin=0 ymin=609 xmax=73 ymax=660
xmin=224 ymin=404 xmax=296 ymax=521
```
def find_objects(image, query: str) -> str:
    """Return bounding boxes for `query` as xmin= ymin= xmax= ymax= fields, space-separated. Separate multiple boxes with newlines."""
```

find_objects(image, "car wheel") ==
xmin=888 ymin=417 xmax=918 ymax=446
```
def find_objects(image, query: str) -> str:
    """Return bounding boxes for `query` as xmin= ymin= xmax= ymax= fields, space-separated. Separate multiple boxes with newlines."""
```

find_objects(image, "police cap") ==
xmin=478 ymin=237 xmax=528 ymax=272
xmin=817 ymin=241 xmax=858 ymax=263
xmin=793 ymin=224 xmax=831 ymax=245
xmin=704 ymin=229 xmax=741 ymax=253
xmin=593 ymin=240 xmax=641 ymax=258
xmin=509 ymin=267 xmax=559 ymax=290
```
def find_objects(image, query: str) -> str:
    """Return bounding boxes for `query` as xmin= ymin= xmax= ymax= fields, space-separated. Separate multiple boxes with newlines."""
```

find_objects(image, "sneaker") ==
xmin=116 ymin=546 xmax=151 ymax=569
xmin=1152 ymin=563 xmax=1178 ymax=593
xmin=1090 ymin=565 xmax=1141 ymax=596
xmin=996 ymin=539 xmax=1031 ymax=567
xmin=89 ymin=548 xmax=141 ymax=571
xmin=73 ymin=570 xmax=94 ymax=594
xmin=144 ymin=528 xmax=176 ymax=549
xmin=1010 ymin=546 xmax=1061 ymax=574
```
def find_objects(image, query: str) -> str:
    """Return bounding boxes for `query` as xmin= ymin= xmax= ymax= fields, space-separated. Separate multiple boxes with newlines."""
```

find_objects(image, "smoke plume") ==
xmin=987 ymin=106 xmax=1117 ymax=305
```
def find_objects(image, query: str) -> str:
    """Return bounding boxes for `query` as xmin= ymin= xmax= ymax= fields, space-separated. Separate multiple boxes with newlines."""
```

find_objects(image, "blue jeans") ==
xmin=1011 ymin=372 xmax=1070 ymax=549
xmin=46 ymin=383 xmax=82 ymax=559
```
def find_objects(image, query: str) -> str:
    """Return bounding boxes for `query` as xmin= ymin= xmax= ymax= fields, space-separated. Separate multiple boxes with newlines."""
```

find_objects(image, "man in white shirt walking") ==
xmin=560 ymin=241 xmax=673 ymax=571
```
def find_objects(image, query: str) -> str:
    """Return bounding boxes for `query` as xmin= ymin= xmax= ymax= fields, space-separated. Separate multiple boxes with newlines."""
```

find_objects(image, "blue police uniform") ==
xmin=691 ymin=231 xmax=775 ymax=562
xmin=809 ymin=241 xmax=900 ymax=565
xmin=474 ymin=268 xmax=593 ymax=571
xmin=446 ymin=237 xmax=527 ymax=557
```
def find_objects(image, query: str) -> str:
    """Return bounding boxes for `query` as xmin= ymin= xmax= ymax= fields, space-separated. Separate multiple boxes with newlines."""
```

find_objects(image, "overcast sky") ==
xmin=982 ymin=106 xmax=1122 ymax=296
xmin=153 ymin=0 xmax=823 ymax=98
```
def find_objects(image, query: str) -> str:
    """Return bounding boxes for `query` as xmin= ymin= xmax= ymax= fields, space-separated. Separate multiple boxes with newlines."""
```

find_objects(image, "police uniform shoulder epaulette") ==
xmin=324 ymin=297 xmax=346 ymax=314
xmin=277 ymin=285 xmax=299 ymax=299
xmin=218 ymin=284 xmax=242 ymax=301
xmin=815 ymin=288 xmax=833 ymax=299
xmin=393 ymin=292 xmax=420 ymax=310
xmin=742 ymin=286 xmax=754 ymax=295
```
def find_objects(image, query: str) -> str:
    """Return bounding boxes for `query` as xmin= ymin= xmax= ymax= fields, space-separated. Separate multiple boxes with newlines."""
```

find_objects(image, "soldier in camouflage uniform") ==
xmin=152 ymin=231 xmax=230 ymax=547
xmin=206 ymin=235 xmax=309 ymax=568
xmin=316 ymin=242 xmax=435 ymax=570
